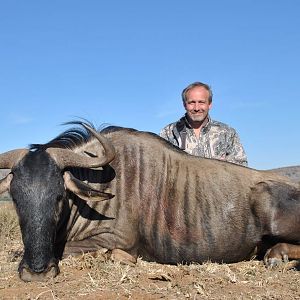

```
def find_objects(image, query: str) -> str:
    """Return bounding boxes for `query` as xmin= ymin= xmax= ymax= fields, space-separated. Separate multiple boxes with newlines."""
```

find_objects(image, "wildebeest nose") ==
xmin=19 ymin=263 xmax=60 ymax=282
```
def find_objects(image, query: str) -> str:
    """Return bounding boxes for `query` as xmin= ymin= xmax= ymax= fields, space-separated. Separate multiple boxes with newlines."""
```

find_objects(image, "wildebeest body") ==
xmin=60 ymin=127 xmax=297 ymax=263
xmin=0 ymin=122 xmax=299 ymax=281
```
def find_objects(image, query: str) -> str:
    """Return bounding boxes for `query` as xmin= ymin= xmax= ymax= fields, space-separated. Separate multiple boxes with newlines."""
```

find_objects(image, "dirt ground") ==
xmin=1 ymin=203 xmax=300 ymax=299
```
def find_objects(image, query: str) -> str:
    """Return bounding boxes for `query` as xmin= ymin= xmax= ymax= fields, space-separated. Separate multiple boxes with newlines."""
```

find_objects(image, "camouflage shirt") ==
xmin=160 ymin=115 xmax=248 ymax=166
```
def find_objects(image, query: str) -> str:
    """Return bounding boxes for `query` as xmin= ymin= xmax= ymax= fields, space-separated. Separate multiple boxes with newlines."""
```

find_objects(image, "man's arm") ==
xmin=226 ymin=130 xmax=248 ymax=166
xmin=159 ymin=126 xmax=171 ymax=141
xmin=159 ymin=124 xmax=178 ymax=145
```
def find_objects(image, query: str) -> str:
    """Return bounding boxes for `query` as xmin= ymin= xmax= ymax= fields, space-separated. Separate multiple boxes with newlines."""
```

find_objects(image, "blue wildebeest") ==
xmin=0 ymin=121 xmax=300 ymax=282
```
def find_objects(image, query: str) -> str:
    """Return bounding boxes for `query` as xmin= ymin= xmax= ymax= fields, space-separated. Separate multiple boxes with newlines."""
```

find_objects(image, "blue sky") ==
xmin=0 ymin=0 xmax=299 ymax=169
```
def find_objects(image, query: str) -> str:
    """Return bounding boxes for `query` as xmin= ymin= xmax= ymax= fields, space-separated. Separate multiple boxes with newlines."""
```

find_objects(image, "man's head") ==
xmin=182 ymin=82 xmax=213 ymax=124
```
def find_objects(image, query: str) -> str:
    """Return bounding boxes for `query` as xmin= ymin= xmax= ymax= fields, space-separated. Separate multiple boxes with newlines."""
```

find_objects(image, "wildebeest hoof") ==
xmin=264 ymin=244 xmax=289 ymax=268
xmin=110 ymin=249 xmax=137 ymax=266
xmin=264 ymin=257 xmax=284 ymax=268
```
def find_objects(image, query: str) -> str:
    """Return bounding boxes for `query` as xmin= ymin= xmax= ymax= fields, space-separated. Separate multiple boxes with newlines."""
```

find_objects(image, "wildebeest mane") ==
xmin=101 ymin=124 xmax=194 ymax=153
xmin=29 ymin=119 xmax=190 ymax=158
xmin=30 ymin=120 xmax=100 ymax=151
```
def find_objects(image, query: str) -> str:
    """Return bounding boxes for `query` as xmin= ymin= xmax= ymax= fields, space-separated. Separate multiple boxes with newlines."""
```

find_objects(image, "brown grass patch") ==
xmin=1 ymin=202 xmax=300 ymax=299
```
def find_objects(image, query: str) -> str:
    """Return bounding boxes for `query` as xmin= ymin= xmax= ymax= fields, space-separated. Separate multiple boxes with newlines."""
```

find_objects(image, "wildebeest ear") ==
xmin=0 ymin=173 xmax=13 ymax=194
xmin=63 ymin=171 xmax=114 ymax=201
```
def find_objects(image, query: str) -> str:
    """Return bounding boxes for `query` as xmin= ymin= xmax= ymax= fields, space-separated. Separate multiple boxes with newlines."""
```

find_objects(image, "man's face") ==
xmin=184 ymin=86 xmax=212 ymax=123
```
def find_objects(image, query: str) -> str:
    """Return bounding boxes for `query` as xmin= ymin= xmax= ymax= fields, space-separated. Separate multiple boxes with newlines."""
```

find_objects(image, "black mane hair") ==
xmin=30 ymin=120 xmax=99 ymax=151
xmin=29 ymin=119 xmax=186 ymax=157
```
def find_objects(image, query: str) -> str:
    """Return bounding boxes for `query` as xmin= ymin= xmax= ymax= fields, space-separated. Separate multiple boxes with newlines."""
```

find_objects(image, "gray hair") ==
xmin=181 ymin=82 xmax=213 ymax=104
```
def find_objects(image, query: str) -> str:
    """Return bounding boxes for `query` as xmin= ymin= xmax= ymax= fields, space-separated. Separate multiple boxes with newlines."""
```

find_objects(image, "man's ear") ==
xmin=63 ymin=171 xmax=114 ymax=201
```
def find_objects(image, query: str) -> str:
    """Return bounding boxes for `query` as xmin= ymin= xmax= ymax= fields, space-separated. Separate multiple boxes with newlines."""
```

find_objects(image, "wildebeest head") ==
xmin=0 ymin=123 xmax=115 ymax=282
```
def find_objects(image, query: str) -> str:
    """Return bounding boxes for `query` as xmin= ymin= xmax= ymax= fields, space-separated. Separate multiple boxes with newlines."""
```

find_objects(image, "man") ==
xmin=160 ymin=81 xmax=248 ymax=166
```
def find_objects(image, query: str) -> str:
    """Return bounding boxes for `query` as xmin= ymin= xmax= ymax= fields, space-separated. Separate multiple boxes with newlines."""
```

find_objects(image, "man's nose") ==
xmin=194 ymin=103 xmax=201 ymax=111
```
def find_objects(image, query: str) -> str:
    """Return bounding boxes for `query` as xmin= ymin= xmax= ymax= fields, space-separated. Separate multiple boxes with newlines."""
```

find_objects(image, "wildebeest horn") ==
xmin=0 ymin=149 xmax=29 ymax=169
xmin=47 ymin=124 xmax=115 ymax=169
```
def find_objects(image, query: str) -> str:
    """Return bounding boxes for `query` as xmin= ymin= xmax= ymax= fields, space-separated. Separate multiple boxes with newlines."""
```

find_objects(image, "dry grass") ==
xmin=0 ymin=202 xmax=21 ymax=251
xmin=1 ymin=202 xmax=300 ymax=299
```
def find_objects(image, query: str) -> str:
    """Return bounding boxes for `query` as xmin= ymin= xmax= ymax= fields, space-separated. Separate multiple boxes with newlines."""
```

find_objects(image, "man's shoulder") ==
xmin=161 ymin=121 xmax=177 ymax=130
xmin=160 ymin=117 xmax=184 ymax=132
xmin=159 ymin=120 xmax=179 ymax=138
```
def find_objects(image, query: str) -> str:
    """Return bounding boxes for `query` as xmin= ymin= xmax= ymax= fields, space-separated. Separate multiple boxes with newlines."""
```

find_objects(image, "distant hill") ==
xmin=267 ymin=165 xmax=300 ymax=182
xmin=0 ymin=169 xmax=9 ymax=178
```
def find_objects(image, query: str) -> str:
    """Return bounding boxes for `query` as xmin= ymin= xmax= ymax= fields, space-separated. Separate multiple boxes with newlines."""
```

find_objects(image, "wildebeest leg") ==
xmin=252 ymin=181 xmax=300 ymax=267
xmin=63 ymin=240 xmax=137 ymax=265
xmin=110 ymin=249 xmax=137 ymax=266
xmin=63 ymin=239 xmax=109 ymax=259
xmin=264 ymin=243 xmax=300 ymax=267
xmin=63 ymin=247 xmax=137 ymax=266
